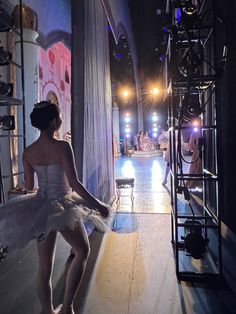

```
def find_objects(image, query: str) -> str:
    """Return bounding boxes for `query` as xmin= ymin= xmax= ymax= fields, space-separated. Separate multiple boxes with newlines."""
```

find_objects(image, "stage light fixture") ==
xmin=0 ymin=80 xmax=13 ymax=97
xmin=0 ymin=115 xmax=15 ymax=130
xmin=183 ymin=219 xmax=208 ymax=259
xmin=124 ymin=112 xmax=131 ymax=123
xmin=0 ymin=8 xmax=13 ymax=32
xmin=178 ymin=48 xmax=202 ymax=77
xmin=0 ymin=47 xmax=12 ymax=66
xmin=180 ymin=95 xmax=203 ymax=123
xmin=118 ymin=86 xmax=133 ymax=103
xmin=125 ymin=127 xmax=131 ymax=134
xmin=184 ymin=3 xmax=196 ymax=16
xmin=180 ymin=2 xmax=199 ymax=28
xmin=151 ymin=88 xmax=160 ymax=95
xmin=152 ymin=115 xmax=158 ymax=122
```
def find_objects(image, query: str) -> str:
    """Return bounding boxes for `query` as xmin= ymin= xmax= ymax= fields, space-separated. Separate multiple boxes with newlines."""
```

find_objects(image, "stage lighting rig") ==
xmin=178 ymin=48 xmax=202 ymax=77
xmin=0 ymin=7 xmax=13 ymax=32
xmin=0 ymin=115 xmax=15 ymax=130
xmin=182 ymin=219 xmax=208 ymax=259
xmin=0 ymin=80 xmax=13 ymax=97
xmin=179 ymin=94 xmax=203 ymax=123
xmin=175 ymin=0 xmax=200 ymax=29
xmin=0 ymin=47 xmax=12 ymax=66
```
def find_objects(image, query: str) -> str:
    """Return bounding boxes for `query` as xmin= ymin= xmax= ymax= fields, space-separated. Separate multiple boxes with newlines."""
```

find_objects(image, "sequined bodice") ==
xmin=35 ymin=164 xmax=71 ymax=199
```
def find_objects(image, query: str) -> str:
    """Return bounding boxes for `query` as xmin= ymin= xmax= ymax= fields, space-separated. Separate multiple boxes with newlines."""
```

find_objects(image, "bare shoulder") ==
xmin=56 ymin=140 xmax=72 ymax=153
xmin=23 ymin=142 xmax=36 ymax=160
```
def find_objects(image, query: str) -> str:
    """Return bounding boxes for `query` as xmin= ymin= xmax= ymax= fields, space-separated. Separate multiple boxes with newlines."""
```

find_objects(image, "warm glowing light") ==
xmin=192 ymin=119 xmax=200 ymax=126
xmin=151 ymin=88 xmax=160 ymax=95
xmin=118 ymin=86 xmax=133 ymax=102
xmin=123 ymin=90 xmax=129 ymax=97
xmin=193 ymin=127 xmax=199 ymax=132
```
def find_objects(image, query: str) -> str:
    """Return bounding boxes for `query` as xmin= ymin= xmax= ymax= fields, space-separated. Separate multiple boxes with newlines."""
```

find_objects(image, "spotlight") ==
xmin=180 ymin=2 xmax=199 ymax=28
xmin=151 ymin=88 xmax=160 ymax=95
xmin=192 ymin=119 xmax=200 ymax=126
xmin=0 ymin=8 xmax=13 ymax=32
xmin=184 ymin=3 xmax=197 ymax=16
xmin=178 ymin=44 xmax=203 ymax=77
xmin=118 ymin=86 xmax=133 ymax=102
xmin=125 ymin=127 xmax=131 ymax=134
xmin=123 ymin=90 xmax=129 ymax=98
xmin=192 ymin=119 xmax=200 ymax=132
xmin=180 ymin=95 xmax=203 ymax=123
xmin=0 ymin=47 xmax=12 ymax=66
xmin=152 ymin=113 xmax=158 ymax=122
xmin=0 ymin=80 xmax=13 ymax=97
xmin=0 ymin=115 xmax=15 ymax=130
xmin=124 ymin=112 xmax=131 ymax=123
xmin=183 ymin=219 xmax=208 ymax=259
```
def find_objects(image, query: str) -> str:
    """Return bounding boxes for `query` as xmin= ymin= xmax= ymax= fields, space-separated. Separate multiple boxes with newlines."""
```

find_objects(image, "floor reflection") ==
xmin=114 ymin=156 xmax=171 ymax=214
xmin=120 ymin=159 xmax=135 ymax=178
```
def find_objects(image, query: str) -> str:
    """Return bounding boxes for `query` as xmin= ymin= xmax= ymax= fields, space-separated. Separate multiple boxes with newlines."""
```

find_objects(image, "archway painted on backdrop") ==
xmin=38 ymin=41 xmax=71 ymax=142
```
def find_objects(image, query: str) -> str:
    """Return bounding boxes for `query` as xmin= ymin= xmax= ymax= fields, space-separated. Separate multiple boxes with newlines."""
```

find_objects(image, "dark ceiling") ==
xmin=128 ymin=0 xmax=167 ymax=81
xmin=109 ymin=0 xmax=167 ymax=87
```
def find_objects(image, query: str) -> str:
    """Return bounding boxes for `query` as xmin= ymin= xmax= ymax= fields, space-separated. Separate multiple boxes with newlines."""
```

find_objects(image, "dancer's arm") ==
xmin=61 ymin=141 xmax=109 ymax=217
xmin=22 ymin=150 xmax=35 ymax=190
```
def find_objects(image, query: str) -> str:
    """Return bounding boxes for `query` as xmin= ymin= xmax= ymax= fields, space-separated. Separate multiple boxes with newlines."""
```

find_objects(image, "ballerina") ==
xmin=0 ymin=101 xmax=110 ymax=314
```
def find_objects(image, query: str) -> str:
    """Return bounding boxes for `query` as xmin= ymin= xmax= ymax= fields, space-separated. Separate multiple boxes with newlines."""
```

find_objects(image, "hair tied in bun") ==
xmin=30 ymin=101 xmax=60 ymax=130
xmin=34 ymin=101 xmax=51 ymax=109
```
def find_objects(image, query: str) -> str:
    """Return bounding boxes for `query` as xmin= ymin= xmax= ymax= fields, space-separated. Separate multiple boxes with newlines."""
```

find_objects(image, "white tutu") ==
xmin=0 ymin=164 xmax=110 ymax=255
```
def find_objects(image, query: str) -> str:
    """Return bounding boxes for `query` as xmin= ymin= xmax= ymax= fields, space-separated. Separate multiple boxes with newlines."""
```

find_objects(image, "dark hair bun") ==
xmin=30 ymin=101 xmax=60 ymax=130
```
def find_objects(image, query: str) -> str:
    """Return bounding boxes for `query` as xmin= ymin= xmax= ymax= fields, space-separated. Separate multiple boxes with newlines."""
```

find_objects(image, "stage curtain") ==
xmin=82 ymin=0 xmax=114 ymax=203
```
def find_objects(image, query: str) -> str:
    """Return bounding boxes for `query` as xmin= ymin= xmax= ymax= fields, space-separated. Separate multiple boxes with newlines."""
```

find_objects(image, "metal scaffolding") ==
xmin=0 ymin=0 xmax=26 ymax=203
xmin=164 ymin=0 xmax=227 ymax=280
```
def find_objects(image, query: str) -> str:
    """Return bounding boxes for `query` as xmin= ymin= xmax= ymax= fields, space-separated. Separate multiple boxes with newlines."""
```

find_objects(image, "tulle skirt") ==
xmin=0 ymin=191 xmax=110 ymax=254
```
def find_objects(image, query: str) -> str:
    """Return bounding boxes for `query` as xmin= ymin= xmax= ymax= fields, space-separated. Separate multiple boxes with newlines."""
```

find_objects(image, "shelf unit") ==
xmin=164 ymin=0 xmax=223 ymax=280
xmin=0 ymin=0 xmax=25 ymax=203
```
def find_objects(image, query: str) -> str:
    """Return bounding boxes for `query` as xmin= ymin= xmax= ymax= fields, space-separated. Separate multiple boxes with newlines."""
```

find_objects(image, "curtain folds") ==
xmin=83 ymin=0 xmax=114 ymax=203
